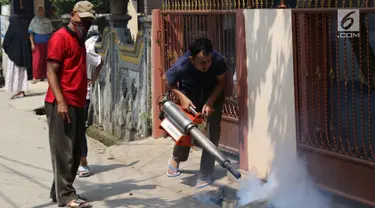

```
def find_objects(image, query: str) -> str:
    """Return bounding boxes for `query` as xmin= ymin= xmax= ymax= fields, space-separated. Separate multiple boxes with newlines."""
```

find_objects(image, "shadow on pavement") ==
xmin=79 ymin=179 xmax=215 ymax=208
xmin=25 ymin=92 xmax=46 ymax=97
xmin=32 ymin=201 xmax=55 ymax=208
xmin=0 ymin=154 xmax=51 ymax=173
xmin=80 ymin=179 xmax=157 ymax=201
xmin=180 ymin=167 xmax=228 ymax=187
xmin=8 ymin=92 xmax=46 ymax=101
xmin=89 ymin=160 xmax=139 ymax=175
xmin=103 ymin=195 xmax=208 ymax=208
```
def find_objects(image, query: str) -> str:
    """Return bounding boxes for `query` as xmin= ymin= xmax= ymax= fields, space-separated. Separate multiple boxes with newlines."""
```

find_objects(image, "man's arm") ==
xmin=163 ymin=63 xmax=195 ymax=108
xmin=46 ymin=61 xmax=65 ymax=104
xmin=206 ymin=72 xmax=227 ymax=106
xmin=91 ymin=60 xmax=103 ymax=83
xmin=206 ymin=58 xmax=228 ymax=106
xmin=163 ymin=64 xmax=180 ymax=91
xmin=86 ymin=51 xmax=103 ymax=84
xmin=163 ymin=65 xmax=185 ymax=97
xmin=46 ymin=33 xmax=66 ymax=103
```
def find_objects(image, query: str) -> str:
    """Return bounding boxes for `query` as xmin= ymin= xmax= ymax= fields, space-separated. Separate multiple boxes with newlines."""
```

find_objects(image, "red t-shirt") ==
xmin=45 ymin=26 xmax=87 ymax=108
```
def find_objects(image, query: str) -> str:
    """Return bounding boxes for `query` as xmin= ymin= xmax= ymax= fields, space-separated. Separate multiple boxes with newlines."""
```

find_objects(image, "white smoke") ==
xmin=237 ymin=152 xmax=331 ymax=208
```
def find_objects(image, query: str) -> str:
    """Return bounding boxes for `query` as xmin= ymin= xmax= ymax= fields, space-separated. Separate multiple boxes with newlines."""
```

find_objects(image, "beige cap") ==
xmin=73 ymin=1 xmax=96 ymax=19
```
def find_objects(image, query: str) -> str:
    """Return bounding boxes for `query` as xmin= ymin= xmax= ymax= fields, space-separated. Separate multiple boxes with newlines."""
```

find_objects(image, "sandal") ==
xmin=51 ymin=194 xmax=87 ymax=203
xmin=66 ymin=199 xmax=92 ymax=208
xmin=78 ymin=166 xmax=91 ymax=178
xmin=196 ymin=176 xmax=213 ymax=188
xmin=166 ymin=159 xmax=180 ymax=177
xmin=10 ymin=92 xmax=25 ymax=100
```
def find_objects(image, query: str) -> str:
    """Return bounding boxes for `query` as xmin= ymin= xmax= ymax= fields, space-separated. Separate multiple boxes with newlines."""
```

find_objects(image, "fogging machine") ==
xmin=158 ymin=93 xmax=241 ymax=179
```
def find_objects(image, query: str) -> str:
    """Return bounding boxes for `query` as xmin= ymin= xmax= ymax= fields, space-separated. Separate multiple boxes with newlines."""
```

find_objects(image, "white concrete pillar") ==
xmin=244 ymin=9 xmax=296 ymax=179
xmin=1 ymin=4 xmax=11 ymax=77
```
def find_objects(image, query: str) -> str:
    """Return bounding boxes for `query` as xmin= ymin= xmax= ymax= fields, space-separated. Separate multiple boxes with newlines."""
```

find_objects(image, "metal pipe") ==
xmin=189 ymin=127 xmax=241 ymax=179
xmin=161 ymin=100 xmax=241 ymax=179
xmin=162 ymin=101 xmax=195 ymax=133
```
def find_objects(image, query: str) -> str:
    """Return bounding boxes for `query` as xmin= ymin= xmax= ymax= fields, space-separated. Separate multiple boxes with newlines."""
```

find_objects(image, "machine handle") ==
xmin=189 ymin=106 xmax=204 ymax=119
xmin=189 ymin=106 xmax=198 ymax=115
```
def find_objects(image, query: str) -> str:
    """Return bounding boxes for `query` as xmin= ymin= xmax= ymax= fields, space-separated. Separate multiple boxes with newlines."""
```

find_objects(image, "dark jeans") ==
xmin=172 ymin=92 xmax=224 ymax=176
xmin=82 ymin=99 xmax=90 ymax=157
xmin=45 ymin=102 xmax=85 ymax=206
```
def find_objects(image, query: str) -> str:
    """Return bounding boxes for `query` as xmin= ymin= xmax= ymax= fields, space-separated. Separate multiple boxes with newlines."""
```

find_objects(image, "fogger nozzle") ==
xmin=189 ymin=127 xmax=242 ymax=179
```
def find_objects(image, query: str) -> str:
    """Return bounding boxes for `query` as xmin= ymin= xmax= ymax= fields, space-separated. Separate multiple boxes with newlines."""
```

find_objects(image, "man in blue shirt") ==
xmin=164 ymin=37 xmax=228 ymax=188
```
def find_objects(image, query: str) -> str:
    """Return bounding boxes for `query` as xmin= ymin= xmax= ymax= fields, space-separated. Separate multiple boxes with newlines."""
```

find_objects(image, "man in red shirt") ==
xmin=45 ymin=1 xmax=96 ymax=207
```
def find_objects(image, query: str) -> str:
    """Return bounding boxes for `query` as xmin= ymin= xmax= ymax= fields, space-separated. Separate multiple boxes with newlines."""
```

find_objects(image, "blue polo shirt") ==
xmin=165 ymin=51 xmax=227 ymax=102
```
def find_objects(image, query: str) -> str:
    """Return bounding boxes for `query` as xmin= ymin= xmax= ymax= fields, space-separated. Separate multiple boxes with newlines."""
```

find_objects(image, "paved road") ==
xmin=0 ymin=82 xmax=120 ymax=208
xmin=0 ymin=82 xmax=229 ymax=208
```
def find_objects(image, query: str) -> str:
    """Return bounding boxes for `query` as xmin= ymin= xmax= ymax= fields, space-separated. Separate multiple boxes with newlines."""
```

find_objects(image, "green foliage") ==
xmin=50 ymin=0 xmax=75 ymax=18
xmin=90 ymin=0 xmax=109 ymax=13
xmin=140 ymin=112 xmax=152 ymax=126
xmin=0 ymin=0 xmax=10 ymax=5
xmin=50 ymin=0 xmax=109 ymax=18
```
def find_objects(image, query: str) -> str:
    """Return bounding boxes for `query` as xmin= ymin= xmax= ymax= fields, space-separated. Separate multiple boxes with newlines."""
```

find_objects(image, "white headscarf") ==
xmin=28 ymin=6 xmax=53 ymax=35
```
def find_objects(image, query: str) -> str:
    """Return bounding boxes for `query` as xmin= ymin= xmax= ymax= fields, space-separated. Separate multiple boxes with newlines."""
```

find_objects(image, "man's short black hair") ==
xmin=188 ymin=37 xmax=213 ymax=57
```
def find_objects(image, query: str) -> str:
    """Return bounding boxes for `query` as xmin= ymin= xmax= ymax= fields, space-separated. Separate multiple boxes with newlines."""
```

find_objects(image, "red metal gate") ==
xmin=151 ymin=8 xmax=248 ymax=168
xmin=292 ymin=9 xmax=375 ymax=205
xmin=160 ymin=10 xmax=240 ymax=153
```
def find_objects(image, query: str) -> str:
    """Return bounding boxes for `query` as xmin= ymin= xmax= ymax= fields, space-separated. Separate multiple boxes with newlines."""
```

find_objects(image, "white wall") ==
xmin=244 ymin=9 xmax=297 ymax=179
xmin=1 ymin=4 xmax=11 ymax=77
xmin=34 ymin=0 xmax=44 ymax=15
xmin=127 ymin=0 xmax=139 ymax=41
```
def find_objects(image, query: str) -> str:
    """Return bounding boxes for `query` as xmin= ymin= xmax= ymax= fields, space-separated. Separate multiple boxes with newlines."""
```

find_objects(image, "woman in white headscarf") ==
xmin=28 ymin=6 xmax=53 ymax=84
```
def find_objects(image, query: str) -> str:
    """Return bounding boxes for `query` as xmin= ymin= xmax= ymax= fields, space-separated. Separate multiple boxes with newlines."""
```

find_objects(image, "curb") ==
xmin=85 ymin=125 xmax=122 ymax=146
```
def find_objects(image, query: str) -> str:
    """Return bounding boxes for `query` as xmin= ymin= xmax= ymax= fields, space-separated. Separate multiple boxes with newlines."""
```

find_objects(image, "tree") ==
xmin=0 ymin=0 xmax=10 ymax=5
xmin=50 ymin=0 xmax=109 ymax=18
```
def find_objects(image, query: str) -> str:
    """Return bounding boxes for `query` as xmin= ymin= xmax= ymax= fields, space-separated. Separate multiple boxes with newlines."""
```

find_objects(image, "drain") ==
xmin=34 ymin=106 xmax=46 ymax=115
xmin=221 ymin=186 xmax=273 ymax=208
xmin=220 ymin=186 xmax=274 ymax=208
xmin=237 ymin=200 xmax=273 ymax=208
xmin=193 ymin=185 xmax=274 ymax=208
xmin=221 ymin=186 xmax=238 ymax=208
xmin=221 ymin=198 xmax=237 ymax=208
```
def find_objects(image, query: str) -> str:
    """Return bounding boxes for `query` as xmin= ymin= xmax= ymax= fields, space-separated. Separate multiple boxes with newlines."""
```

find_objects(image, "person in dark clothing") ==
xmin=163 ymin=37 xmax=228 ymax=188
xmin=2 ymin=11 xmax=32 ymax=99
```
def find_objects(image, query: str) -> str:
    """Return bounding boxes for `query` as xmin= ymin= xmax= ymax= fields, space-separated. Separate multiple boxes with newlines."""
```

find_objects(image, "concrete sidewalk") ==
xmin=0 ymin=81 xmax=240 ymax=208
